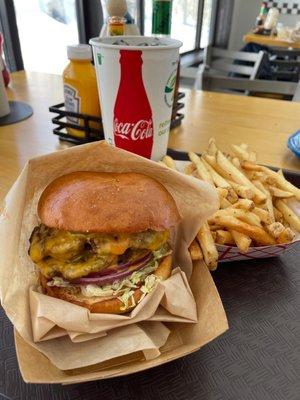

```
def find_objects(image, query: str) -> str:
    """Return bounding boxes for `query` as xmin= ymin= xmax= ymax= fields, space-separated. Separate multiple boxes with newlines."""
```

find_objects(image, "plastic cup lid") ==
xmin=67 ymin=44 xmax=92 ymax=60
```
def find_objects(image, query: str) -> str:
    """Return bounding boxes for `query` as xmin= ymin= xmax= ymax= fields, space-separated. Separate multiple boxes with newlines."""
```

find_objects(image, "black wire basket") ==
xmin=49 ymin=92 xmax=185 ymax=145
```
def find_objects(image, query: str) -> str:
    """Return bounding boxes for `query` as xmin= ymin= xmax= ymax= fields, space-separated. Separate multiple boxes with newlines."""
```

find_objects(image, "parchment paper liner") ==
xmin=0 ymin=141 xmax=228 ymax=379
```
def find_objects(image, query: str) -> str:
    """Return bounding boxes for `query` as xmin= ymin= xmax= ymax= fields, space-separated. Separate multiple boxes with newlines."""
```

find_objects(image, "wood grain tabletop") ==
xmin=0 ymin=70 xmax=299 ymax=200
xmin=243 ymin=32 xmax=300 ymax=49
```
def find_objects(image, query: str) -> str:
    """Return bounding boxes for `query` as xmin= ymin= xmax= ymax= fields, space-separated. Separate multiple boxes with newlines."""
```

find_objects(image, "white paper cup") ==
xmin=90 ymin=36 xmax=182 ymax=160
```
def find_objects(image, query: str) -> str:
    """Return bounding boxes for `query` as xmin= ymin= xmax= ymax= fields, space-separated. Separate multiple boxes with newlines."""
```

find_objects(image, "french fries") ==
xmin=269 ymin=186 xmax=294 ymax=199
xmin=210 ymin=208 xmax=262 ymax=227
xmin=219 ymin=196 xmax=232 ymax=209
xmin=216 ymin=150 xmax=266 ymax=203
xmin=202 ymin=153 xmax=233 ymax=181
xmin=231 ymin=230 xmax=252 ymax=253
xmin=189 ymin=152 xmax=214 ymax=185
xmin=240 ymin=143 xmax=248 ymax=150
xmin=159 ymin=139 xmax=299 ymax=271
xmin=197 ymin=222 xmax=218 ymax=271
xmin=273 ymin=207 xmax=283 ymax=223
xmin=230 ymin=144 xmax=252 ymax=162
xmin=188 ymin=239 xmax=203 ymax=261
xmin=232 ymin=199 xmax=255 ymax=211
xmin=227 ymin=180 xmax=254 ymax=199
xmin=277 ymin=227 xmax=295 ymax=244
xmin=275 ymin=200 xmax=300 ymax=232
xmin=253 ymin=207 xmax=272 ymax=225
xmin=231 ymin=157 xmax=242 ymax=169
xmin=253 ymin=180 xmax=275 ymax=223
xmin=207 ymin=138 xmax=218 ymax=156
xmin=240 ymin=160 xmax=262 ymax=171
xmin=184 ymin=163 xmax=196 ymax=175
xmin=261 ymin=166 xmax=300 ymax=201
xmin=214 ymin=230 xmax=235 ymax=245
xmin=226 ymin=188 xmax=239 ymax=204
xmin=209 ymin=215 xmax=276 ymax=245
xmin=162 ymin=155 xmax=177 ymax=170
xmin=216 ymin=187 xmax=228 ymax=198
xmin=265 ymin=222 xmax=285 ymax=239
xmin=202 ymin=157 xmax=231 ymax=189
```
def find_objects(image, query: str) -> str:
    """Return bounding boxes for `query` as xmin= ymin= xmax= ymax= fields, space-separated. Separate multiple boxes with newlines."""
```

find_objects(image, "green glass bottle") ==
xmin=152 ymin=0 xmax=172 ymax=36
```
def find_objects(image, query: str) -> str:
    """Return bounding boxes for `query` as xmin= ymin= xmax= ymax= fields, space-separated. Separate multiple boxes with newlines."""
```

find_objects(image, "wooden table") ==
xmin=0 ymin=70 xmax=299 ymax=200
xmin=243 ymin=32 xmax=300 ymax=49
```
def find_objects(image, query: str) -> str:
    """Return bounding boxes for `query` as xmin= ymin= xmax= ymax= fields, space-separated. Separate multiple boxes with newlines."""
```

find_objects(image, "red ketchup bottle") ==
xmin=113 ymin=50 xmax=154 ymax=158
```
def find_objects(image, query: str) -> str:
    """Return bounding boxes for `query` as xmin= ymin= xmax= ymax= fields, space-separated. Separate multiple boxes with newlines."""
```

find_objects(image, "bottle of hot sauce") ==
xmin=253 ymin=2 xmax=268 ymax=34
xmin=63 ymin=45 xmax=101 ymax=138
xmin=106 ymin=0 xmax=127 ymax=36
xmin=113 ymin=50 xmax=154 ymax=159
xmin=108 ymin=16 xmax=126 ymax=36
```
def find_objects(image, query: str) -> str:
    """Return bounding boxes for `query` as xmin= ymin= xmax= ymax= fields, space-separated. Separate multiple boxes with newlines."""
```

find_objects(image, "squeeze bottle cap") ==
xmin=67 ymin=44 xmax=92 ymax=60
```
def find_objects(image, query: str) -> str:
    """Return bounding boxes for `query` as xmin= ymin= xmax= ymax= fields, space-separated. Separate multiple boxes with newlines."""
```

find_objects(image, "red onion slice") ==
xmin=73 ymin=253 xmax=152 ymax=285
xmin=82 ymin=251 xmax=151 ymax=278
xmin=115 ymin=251 xmax=151 ymax=271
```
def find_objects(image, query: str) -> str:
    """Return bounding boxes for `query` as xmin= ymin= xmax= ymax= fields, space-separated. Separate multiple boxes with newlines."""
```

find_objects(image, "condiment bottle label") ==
xmin=64 ymin=84 xmax=81 ymax=124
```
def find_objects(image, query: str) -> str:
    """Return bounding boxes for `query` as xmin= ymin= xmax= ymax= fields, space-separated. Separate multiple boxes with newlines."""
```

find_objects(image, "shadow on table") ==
xmin=0 ymin=246 xmax=299 ymax=400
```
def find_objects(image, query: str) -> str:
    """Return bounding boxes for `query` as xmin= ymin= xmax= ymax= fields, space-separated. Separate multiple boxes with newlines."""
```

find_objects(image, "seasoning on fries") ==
xmin=161 ymin=139 xmax=300 ymax=270
xmin=196 ymin=222 xmax=218 ymax=271
xmin=188 ymin=239 xmax=203 ymax=261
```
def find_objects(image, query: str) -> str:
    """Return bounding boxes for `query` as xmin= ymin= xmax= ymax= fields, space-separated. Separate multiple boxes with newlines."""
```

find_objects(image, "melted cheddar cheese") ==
xmin=29 ymin=225 xmax=169 ymax=279
xmin=37 ymin=253 xmax=117 ymax=280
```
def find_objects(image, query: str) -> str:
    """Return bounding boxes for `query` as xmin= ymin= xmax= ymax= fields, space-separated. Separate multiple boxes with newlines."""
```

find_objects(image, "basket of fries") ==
xmin=161 ymin=139 xmax=300 ymax=269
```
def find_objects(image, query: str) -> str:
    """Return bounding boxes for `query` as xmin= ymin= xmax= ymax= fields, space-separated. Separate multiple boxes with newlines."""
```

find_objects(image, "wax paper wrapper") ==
xmin=0 ymin=141 xmax=227 ymax=377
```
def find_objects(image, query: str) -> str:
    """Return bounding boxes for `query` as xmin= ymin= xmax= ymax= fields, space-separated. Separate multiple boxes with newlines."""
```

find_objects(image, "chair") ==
xmin=193 ymin=45 xmax=269 ymax=91
xmin=269 ymin=48 xmax=300 ymax=82
xmin=197 ymin=74 xmax=300 ymax=101
xmin=180 ymin=45 xmax=268 ymax=90
xmin=293 ymin=81 xmax=300 ymax=101
xmin=180 ymin=46 xmax=300 ymax=100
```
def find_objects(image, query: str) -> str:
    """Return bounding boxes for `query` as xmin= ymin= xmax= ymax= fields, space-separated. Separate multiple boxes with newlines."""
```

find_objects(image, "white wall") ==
xmin=228 ymin=0 xmax=300 ymax=51
xmin=280 ymin=13 xmax=300 ymax=27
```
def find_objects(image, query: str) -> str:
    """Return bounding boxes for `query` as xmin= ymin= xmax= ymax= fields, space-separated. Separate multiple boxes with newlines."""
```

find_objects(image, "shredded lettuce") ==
xmin=118 ymin=288 xmax=135 ymax=311
xmin=47 ymin=277 xmax=70 ymax=287
xmin=81 ymin=285 xmax=114 ymax=297
xmin=141 ymin=274 xmax=160 ymax=294
xmin=130 ymin=261 xmax=158 ymax=285
xmin=47 ymin=244 xmax=171 ymax=310
xmin=138 ymin=274 xmax=162 ymax=304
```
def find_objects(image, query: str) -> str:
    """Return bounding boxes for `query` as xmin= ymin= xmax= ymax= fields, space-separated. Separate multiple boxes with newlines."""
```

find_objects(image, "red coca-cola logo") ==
xmin=114 ymin=118 xmax=153 ymax=141
xmin=113 ymin=50 xmax=154 ymax=158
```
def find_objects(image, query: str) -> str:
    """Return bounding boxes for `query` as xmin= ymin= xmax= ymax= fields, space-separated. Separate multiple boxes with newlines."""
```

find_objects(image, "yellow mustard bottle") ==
xmin=63 ymin=44 xmax=101 ymax=138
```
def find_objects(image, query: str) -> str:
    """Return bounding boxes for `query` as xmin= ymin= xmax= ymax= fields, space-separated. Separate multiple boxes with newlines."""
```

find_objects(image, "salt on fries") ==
xmin=197 ymin=222 xmax=218 ymax=271
xmin=160 ymin=139 xmax=300 ymax=270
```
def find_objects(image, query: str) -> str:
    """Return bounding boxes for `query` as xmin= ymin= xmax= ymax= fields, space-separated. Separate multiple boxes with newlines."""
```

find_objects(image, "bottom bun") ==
xmin=40 ymin=255 xmax=172 ymax=314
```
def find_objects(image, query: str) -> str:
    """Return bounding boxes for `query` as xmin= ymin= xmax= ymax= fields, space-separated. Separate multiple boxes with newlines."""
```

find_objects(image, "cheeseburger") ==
xmin=29 ymin=172 xmax=180 ymax=314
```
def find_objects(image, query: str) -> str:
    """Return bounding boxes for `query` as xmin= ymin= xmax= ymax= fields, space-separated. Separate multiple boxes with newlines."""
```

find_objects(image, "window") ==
xmin=171 ymin=0 xmax=200 ymax=52
xmin=142 ymin=0 xmax=215 ymax=53
xmin=14 ymin=0 xmax=79 ymax=74
xmin=2 ymin=0 xmax=218 ymax=72
xmin=200 ymin=0 xmax=213 ymax=48
xmin=144 ymin=0 xmax=200 ymax=53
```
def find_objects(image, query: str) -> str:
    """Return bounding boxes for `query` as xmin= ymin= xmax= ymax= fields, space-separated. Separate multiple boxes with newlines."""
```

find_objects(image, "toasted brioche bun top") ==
xmin=38 ymin=172 xmax=180 ymax=233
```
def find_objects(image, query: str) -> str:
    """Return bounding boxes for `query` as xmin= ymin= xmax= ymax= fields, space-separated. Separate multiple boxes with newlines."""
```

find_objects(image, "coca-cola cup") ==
xmin=89 ymin=36 xmax=182 ymax=160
